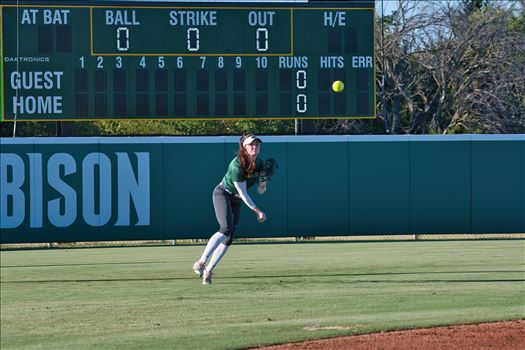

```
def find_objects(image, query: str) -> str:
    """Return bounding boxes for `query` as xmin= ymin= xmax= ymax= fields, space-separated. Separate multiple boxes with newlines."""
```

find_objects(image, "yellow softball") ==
xmin=332 ymin=80 xmax=344 ymax=92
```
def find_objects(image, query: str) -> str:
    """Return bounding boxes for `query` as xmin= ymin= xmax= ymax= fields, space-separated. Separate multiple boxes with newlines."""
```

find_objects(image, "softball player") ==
xmin=192 ymin=134 xmax=271 ymax=285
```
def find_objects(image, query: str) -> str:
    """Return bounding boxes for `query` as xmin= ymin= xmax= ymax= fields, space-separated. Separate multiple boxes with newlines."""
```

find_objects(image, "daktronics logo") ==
xmin=3 ymin=57 xmax=50 ymax=63
xmin=0 ymin=152 xmax=150 ymax=229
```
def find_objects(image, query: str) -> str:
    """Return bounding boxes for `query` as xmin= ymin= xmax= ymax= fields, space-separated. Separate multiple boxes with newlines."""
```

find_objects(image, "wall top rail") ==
xmin=1 ymin=134 xmax=524 ymax=146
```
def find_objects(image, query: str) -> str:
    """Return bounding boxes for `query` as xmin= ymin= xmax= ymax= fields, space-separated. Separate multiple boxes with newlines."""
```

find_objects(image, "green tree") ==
xmin=461 ymin=0 xmax=489 ymax=15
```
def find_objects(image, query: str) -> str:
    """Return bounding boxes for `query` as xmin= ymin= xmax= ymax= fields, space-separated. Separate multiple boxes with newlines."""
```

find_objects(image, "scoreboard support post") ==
xmin=56 ymin=122 xmax=76 ymax=136
xmin=300 ymin=120 xmax=315 ymax=134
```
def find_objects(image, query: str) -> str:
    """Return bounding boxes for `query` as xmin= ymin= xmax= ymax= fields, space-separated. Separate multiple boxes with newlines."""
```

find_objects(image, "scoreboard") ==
xmin=1 ymin=0 xmax=375 ymax=121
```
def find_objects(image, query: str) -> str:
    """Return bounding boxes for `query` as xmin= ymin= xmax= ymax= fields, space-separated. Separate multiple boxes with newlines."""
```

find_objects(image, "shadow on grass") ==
xmin=2 ymin=270 xmax=524 ymax=284
xmin=0 ymin=260 xmax=180 ymax=268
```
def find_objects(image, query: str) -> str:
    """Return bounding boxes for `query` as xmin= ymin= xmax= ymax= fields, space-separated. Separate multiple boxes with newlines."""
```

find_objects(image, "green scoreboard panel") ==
xmin=1 ymin=1 xmax=375 ymax=121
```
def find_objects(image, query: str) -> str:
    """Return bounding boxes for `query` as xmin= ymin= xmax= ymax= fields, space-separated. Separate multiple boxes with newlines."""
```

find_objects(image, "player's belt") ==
xmin=219 ymin=182 xmax=239 ymax=197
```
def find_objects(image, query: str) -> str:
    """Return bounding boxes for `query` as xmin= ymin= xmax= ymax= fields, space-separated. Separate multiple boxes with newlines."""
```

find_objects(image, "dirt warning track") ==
xmin=255 ymin=320 xmax=524 ymax=350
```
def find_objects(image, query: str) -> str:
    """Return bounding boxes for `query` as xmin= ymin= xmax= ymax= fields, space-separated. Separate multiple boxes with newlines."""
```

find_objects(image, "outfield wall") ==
xmin=1 ymin=135 xmax=524 ymax=243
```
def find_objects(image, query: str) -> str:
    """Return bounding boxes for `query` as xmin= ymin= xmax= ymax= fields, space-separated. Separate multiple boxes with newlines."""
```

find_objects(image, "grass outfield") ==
xmin=1 ymin=240 xmax=524 ymax=350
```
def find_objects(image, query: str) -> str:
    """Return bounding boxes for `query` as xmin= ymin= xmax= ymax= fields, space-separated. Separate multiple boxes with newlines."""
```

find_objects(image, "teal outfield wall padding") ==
xmin=1 ymin=135 xmax=523 ymax=243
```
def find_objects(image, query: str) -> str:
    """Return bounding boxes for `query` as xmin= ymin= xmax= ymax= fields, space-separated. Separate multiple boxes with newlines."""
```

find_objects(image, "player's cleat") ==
xmin=202 ymin=270 xmax=212 ymax=285
xmin=193 ymin=261 xmax=205 ymax=277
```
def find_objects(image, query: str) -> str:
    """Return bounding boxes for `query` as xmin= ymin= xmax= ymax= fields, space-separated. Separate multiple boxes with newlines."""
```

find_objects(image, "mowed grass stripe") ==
xmin=1 ymin=240 xmax=524 ymax=350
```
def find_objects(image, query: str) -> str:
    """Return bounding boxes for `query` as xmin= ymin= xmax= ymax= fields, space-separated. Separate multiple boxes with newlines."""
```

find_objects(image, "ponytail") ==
xmin=238 ymin=134 xmax=257 ymax=175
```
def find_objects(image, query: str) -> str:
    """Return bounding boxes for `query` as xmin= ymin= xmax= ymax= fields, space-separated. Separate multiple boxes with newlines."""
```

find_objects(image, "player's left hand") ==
xmin=257 ymin=181 xmax=267 ymax=194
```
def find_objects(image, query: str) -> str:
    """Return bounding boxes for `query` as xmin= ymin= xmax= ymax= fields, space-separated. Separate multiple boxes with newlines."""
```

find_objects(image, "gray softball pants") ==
xmin=213 ymin=184 xmax=241 ymax=246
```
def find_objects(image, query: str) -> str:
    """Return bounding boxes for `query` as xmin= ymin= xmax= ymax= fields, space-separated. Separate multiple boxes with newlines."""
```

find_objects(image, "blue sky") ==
xmin=376 ymin=0 xmax=399 ymax=16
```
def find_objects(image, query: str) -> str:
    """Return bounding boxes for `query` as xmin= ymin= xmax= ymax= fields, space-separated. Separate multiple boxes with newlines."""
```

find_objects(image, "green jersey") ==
xmin=222 ymin=156 xmax=264 ymax=194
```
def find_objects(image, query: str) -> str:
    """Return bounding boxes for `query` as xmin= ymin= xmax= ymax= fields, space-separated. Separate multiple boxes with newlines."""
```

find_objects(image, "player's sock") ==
xmin=199 ymin=232 xmax=226 ymax=263
xmin=206 ymin=243 xmax=229 ymax=273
